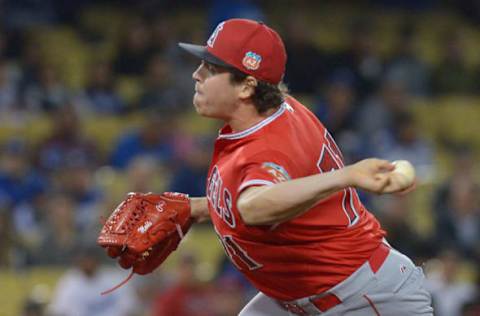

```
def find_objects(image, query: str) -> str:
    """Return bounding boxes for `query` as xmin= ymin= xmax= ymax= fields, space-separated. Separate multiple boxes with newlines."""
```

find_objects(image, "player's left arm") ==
xmin=237 ymin=158 xmax=396 ymax=225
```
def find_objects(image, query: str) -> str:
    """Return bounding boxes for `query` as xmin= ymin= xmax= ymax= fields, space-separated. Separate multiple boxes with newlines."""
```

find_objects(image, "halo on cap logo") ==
xmin=242 ymin=51 xmax=262 ymax=70
xmin=207 ymin=22 xmax=225 ymax=48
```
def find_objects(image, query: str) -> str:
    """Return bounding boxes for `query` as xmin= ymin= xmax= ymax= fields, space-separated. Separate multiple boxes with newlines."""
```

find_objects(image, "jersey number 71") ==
xmin=317 ymin=131 xmax=360 ymax=226
xmin=214 ymin=225 xmax=263 ymax=271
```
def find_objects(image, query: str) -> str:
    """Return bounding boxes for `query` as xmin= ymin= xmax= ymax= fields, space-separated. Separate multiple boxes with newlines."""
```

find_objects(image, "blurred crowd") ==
xmin=0 ymin=1 xmax=479 ymax=316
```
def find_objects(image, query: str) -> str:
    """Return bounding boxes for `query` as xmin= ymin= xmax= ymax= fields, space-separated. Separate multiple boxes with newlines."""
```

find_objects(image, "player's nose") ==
xmin=192 ymin=63 xmax=203 ymax=82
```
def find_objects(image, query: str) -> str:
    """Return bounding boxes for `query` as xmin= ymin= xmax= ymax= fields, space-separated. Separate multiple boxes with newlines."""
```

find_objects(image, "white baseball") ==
xmin=391 ymin=160 xmax=416 ymax=189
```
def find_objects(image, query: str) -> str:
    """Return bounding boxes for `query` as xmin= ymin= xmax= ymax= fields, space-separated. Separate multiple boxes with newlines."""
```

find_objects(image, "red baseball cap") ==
xmin=179 ymin=18 xmax=287 ymax=84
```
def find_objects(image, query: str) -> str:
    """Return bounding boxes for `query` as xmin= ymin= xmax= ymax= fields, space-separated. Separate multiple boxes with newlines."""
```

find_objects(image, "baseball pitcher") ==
xmin=98 ymin=19 xmax=433 ymax=315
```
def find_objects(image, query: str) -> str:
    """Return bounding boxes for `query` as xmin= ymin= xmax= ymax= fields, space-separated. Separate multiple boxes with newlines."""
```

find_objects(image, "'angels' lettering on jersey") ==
xmin=206 ymin=165 xmax=235 ymax=228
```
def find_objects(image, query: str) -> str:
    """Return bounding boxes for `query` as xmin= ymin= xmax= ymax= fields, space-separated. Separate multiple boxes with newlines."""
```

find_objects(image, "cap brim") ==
xmin=178 ymin=43 xmax=232 ymax=68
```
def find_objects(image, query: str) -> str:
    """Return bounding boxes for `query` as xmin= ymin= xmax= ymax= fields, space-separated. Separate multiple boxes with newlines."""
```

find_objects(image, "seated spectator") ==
xmin=433 ymin=145 xmax=480 ymax=262
xmin=283 ymin=12 xmax=328 ymax=94
xmin=19 ymin=282 xmax=50 ymax=316
xmin=75 ymin=61 xmax=124 ymax=116
xmin=21 ymin=298 xmax=45 ymax=316
xmin=102 ymin=156 xmax=170 ymax=217
xmin=150 ymin=14 xmax=175 ymax=53
xmin=357 ymin=78 xmax=411 ymax=143
xmin=2 ymin=0 xmax=57 ymax=29
xmin=425 ymin=250 xmax=478 ymax=316
xmin=138 ymin=53 xmax=189 ymax=113
xmin=113 ymin=17 xmax=154 ymax=76
xmin=208 ymin=0 xmax=265 ymax=32
xmin=384 ymin=23 xmax=430 ymax=96
xmin=47 ymin=245 xmax=137 ymax=316
xmin=12 ymin=197 xmax=47 ymax=267
xmin=0 ymin=207 xmax=14 ymax=266
xmin=128 ymin=275 xmax=168 ymax=316
xmin=432 ymin=30 xmax=476 ymax=94
xmin=125 ymin=156 xmax=167 ymax=193
xmin=331 ymin=19 xmax=384 ymax=100
xmin=462 ymin=299 xmax=480 ymax=316
xmin=216 ymin=254 xmax=256 ymax=301
xmin=434 ymin=143 xmax=475 ymax=218
xmin=15 ymin=164 xmax=102 ymax=265
xmin=315 ymin=69 xmax=357 ymax=136
xmin=0 ymin=58 xmax=20 ymax=120
xmin=17 ymin=39 xmax=44 ymax=96
xmin=0 ymin=138 xmax=46 ymax=208
xmin=23 ymin=63 xmax=69 ymax=113
xmin=169 ymin=136 xmax=212 ymax=196
xmin=313 ymin=69 xmax=361 ymax=163
xmin=35 ymin=105 xmax=99 ymax=173
xmin=56 ymin=160 xmax=104 ymax=242
xmin=34 ymin=192 xmax=79 ymax=265
xmin=0 ymin=30 xmax=7 ymax=59
xmin=371 ymin=195 xmax=433 ymax=261
xmin=370 ymin=111 xmax=435 ymax=182
xmin=461 ymin=273 xmax=480 ymax=316
xmin=109 ymin=112 xmax=176 ymax=169
xmin=152 ymin=253 xmax=215 ymax=316
xmin=211 ymin=275 xmax=248 ymax=316
xmin=434 ymin=175 xmax=480 ymax=261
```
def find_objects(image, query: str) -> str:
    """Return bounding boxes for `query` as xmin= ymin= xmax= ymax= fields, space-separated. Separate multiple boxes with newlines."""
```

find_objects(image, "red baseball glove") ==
xmin=97 ymin=192 xmax=193 ymax=276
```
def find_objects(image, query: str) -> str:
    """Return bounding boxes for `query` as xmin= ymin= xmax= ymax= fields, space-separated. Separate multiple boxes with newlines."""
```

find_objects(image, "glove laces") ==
xmin=100 ymin=269 xmax=135 ymax=296
xmin=100 ymin=223 xmax=187 ymax=296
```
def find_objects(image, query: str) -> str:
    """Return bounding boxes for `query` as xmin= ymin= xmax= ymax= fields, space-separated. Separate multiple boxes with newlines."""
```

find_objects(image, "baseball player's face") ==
xmin=192 ymin=61 xmax=240 ymax=119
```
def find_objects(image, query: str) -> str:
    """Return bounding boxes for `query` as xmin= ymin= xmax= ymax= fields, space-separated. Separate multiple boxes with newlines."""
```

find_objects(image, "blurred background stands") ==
xmin=0 ymin=1 xmax=479 ymax=315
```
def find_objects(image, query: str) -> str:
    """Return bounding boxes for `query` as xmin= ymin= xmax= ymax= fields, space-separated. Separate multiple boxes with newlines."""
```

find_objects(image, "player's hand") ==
xmin=380 ymin=160 xmax=417 ymax=194
xmin=380 ymin=176 xmax=417 ymax=194
xmin=346 ymin=158 xmax=417 ymax=195
xmin=345 ymin=158 xmax=395 ymax=194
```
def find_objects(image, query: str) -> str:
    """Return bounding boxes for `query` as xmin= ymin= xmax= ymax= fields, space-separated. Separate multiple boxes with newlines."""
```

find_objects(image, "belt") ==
xmin=277 ymin=243 xmax=391 ymax=315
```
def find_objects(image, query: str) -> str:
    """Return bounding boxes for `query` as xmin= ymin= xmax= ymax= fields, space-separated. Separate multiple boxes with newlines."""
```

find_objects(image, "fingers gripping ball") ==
xmin=97 ymin=192 xmax=192 ymax=275
xmin=391 ymin=160 xmax=416 ymax=189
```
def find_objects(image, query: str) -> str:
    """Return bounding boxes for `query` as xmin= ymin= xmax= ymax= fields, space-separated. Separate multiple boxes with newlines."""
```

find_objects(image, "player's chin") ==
xmin=193 ymin=101 xmax=208 ymax=117
xmin=193 ymin=95 xmax=202 ymax=109
xmin=193 ymin=98 xmax=212 ymax=117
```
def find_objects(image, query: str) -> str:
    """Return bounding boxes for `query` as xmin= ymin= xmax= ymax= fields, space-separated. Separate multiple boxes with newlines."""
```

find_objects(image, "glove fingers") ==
xmin=118 ymin=252 xmax=137 ymax=269
xmin=133 ymin=236 xmax=179 ymax=275
xmin=106 ymin=246 xmax=123 ymax=258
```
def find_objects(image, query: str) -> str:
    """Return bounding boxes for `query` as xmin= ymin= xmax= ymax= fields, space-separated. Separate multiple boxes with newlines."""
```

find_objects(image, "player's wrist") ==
xmin=190 ymin=197 xmax=210 ymax=223
xmin=337 ymin=166 xmax=357 ymax=188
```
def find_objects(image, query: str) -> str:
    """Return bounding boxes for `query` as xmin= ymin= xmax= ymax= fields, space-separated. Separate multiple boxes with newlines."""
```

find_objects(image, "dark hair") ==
xmin=228 ymin=68 xmax=287 ymax=114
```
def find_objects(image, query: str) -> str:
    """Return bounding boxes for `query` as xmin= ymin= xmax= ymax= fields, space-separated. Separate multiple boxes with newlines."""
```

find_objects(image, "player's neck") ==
xmin=227 ymin=104 xmax=278 ymax=133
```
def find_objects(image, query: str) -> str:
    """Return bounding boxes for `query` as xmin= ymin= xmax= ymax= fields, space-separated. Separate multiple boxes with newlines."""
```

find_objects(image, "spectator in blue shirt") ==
xmin=0 ymin=138 xmax=46 ymax=208
xmin=110 ymin=112 xmax=176 ymax=169
xmin=169 ymin=136 xmax=212 ymax=197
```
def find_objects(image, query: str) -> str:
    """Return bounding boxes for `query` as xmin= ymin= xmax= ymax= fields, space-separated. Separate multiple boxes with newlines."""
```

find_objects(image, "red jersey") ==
xmin=206 ymin=96 xmax=386 ymax=301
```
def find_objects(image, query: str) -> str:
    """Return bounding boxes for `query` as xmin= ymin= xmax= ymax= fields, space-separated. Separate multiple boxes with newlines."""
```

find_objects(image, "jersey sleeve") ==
xmin=238 ymin=150 xmax=296 ymax=193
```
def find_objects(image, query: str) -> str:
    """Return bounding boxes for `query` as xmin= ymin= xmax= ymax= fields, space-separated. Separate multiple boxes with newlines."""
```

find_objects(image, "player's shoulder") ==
xmin=283 ymin=94 xmax=311 ymax=110
xmin=285 ymin=95 xmax=322 ymax=119
xmin=233 ymin=96 xmax=318 ymax=154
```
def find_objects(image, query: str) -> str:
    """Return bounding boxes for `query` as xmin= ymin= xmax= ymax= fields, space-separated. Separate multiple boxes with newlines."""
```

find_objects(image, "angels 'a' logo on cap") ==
xmin=207 ymin=22 xmax=225 ymax=48
xmin=242 ymin=51 xmax=262 ymax=70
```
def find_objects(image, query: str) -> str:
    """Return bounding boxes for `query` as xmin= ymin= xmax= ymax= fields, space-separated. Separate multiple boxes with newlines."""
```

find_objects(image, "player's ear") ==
xmin=238 ymin=76 xmax=257 ymax=100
